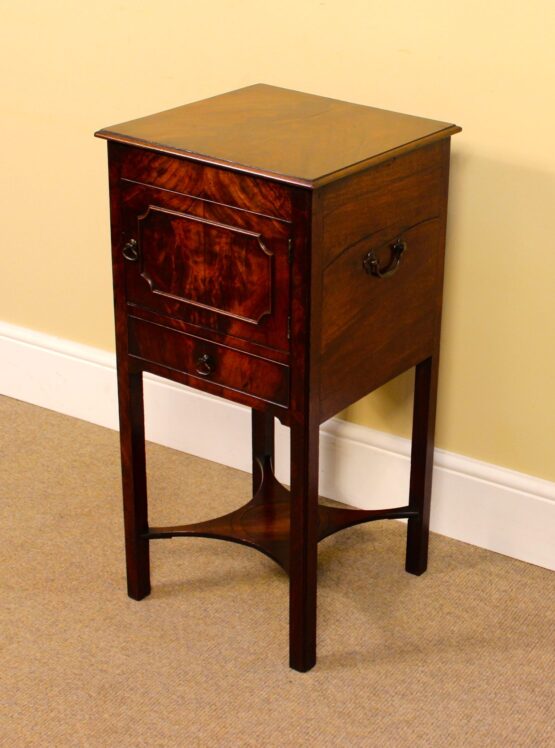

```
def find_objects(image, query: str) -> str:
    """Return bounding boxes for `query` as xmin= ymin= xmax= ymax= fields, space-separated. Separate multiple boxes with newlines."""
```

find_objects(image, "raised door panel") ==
xmin=137 ymin=206 xmax=272 ymax=324
xmin=119 ymin=182 xmax=292 ymax=353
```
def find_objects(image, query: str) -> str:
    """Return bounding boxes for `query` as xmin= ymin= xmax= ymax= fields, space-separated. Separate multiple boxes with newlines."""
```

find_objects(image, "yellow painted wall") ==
xmin=2 ymin=1 xmax=554 ymax=480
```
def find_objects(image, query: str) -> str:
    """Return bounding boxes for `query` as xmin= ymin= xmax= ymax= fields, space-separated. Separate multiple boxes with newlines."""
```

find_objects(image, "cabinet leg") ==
xmin=117 ymin=364 xmax=151 ymax=600
xmin=406 ymin=355 xmax=439 ymax=576
xmin=289 ymin=418 xmax=319 ymax=672
xmin=251 ymin=410 xmax=275 ymax=495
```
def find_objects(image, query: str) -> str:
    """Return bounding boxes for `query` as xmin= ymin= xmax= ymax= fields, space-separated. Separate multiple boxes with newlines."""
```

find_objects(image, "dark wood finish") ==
xmin=405 ymin=147 xmax=451 ymax=575
xmin=119 ymin=177 xmax=292 ymax=353
xmin=252 ymin=410 xmax=275 ymax=496
xmin=123 ymin=304 xmax=290 ymax=366
xmin=136 ymin=208 xmax=273 ymax=324
xmin=117 ymin=367 xmax=151 ymax=600
xmin=128 ymin=317 xmax=290 ymax=408
xmin=146 ymin=460 xmax=418 ymax=574
xmin=148 ymin=464 xmax=292 ymax=572
xmin=108 ymin=147 xmax=151 ymax=601
xmin=119 ymin=146 xmax=293 ymax=220
xmin=287 ymin=186 xmax=321 ymax=671
xmin=131 ymin=356 xmax=290 ymax=424
xmin=97 ymin=85 xmax=460 ymax=672
xmin=319 ymin=141 xmax=446 ymax=266
xmin=96 ymin=84 xmax=460 ymax=187
xmin=319 ymin=218 xmax=442 ymax=421
xmin=405 ymin=356 xmax=439 ymax=574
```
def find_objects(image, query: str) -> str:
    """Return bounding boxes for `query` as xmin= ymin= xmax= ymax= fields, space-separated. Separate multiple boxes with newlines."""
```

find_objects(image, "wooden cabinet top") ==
xmin=95 ymin=84 xmax=460 ymax=188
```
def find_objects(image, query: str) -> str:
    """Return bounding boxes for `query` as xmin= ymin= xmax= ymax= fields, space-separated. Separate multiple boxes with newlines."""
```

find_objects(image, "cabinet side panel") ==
xmin=319 ymin=141 xmax=445 ymax=268
xmin=318 ymin=140 xmax=451 ymax=421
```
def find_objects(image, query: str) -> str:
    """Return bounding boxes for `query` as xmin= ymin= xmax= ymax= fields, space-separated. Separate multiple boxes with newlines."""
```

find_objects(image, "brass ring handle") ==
xmin=362 ymin=239 xmax=407 ymax=279
xmin=122 ymin=238 xmax=139 ymax=262
xmin=196 ymin=353 xmax=216 ymax=377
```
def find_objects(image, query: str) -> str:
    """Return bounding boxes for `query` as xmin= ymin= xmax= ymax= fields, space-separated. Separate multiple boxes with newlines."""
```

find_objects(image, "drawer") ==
xmin=320 ymin=218 xmax=442 ymax=419
xmin=118 ymin=181 xmax=292 ymax=353
xmin=320 ymin=141 xmax=446 ymax=267
xmin=128 ymin=317 xmax=290 ymax=408
xmin=118 ymin=145 xmax=293 ymax=220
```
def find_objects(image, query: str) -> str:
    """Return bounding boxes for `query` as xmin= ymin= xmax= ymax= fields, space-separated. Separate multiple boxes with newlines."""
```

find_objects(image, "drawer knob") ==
xmin=363 ymin=239 xmax=407 ymax=279
xmin=196 ymin=353 xmax=216 ymax=376
xmin=122 ymin=238 xmax=139 ymax=262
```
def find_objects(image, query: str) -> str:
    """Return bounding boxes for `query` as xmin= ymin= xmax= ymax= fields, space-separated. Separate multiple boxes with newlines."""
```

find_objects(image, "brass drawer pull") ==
xmin=196 ymin=353 xmax=216 ymax=376
xmin=122 ymin=238 xmax=139 ymax=262
xmin=363 ymin=239 xmax=407 ymax=279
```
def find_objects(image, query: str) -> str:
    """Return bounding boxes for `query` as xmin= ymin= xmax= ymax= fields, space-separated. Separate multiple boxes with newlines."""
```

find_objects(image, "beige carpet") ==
xmin=1 ymin=395 xmax=554 ymax=747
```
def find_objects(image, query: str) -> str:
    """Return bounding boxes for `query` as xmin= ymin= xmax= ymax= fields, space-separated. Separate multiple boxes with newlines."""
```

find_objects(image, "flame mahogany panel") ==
xmin=128 ymin=316 xmax=290 ymax=409
xmin=119 ymin=144 xmax=293 ymax=220
xmin=120 ymin=181 xmax=292 ymax=353
xmin=137 ymin=206 xmax=273 ymax=324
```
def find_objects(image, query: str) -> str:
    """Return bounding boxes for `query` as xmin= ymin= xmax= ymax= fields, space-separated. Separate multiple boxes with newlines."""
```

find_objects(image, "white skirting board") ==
xmin=1 ymin=320 xmax=554 ymax=571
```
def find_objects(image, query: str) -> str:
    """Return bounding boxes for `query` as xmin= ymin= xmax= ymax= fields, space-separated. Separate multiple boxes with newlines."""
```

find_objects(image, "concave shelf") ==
xmin=145 ymin=462 xmax=417 ymax=573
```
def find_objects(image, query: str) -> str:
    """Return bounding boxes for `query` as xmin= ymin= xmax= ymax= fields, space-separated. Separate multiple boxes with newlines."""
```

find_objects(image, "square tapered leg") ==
xmin=288 ymin=417 xmax=319 ymax=672
xmin=117 ymin=362 xmax=151 ymax=600
xmin=406 ymin=355 xmax=439 ymax=576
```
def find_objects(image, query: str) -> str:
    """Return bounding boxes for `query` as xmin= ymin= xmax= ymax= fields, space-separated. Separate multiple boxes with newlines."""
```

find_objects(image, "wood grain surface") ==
xmin=119 ymin=173 xmax=292 ymax=353
xmin=101 ymin=87 xmax=460 ymax=671
xmin=96 ymin=84 xmax=460 ymax=186
xmin=128 ymin=316 xmax=290 ymax=408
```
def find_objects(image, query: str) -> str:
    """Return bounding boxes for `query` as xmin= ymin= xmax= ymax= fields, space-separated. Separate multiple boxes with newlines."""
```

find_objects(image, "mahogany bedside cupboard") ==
xmin=95 ymin=84 xmax=461 ymax=672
